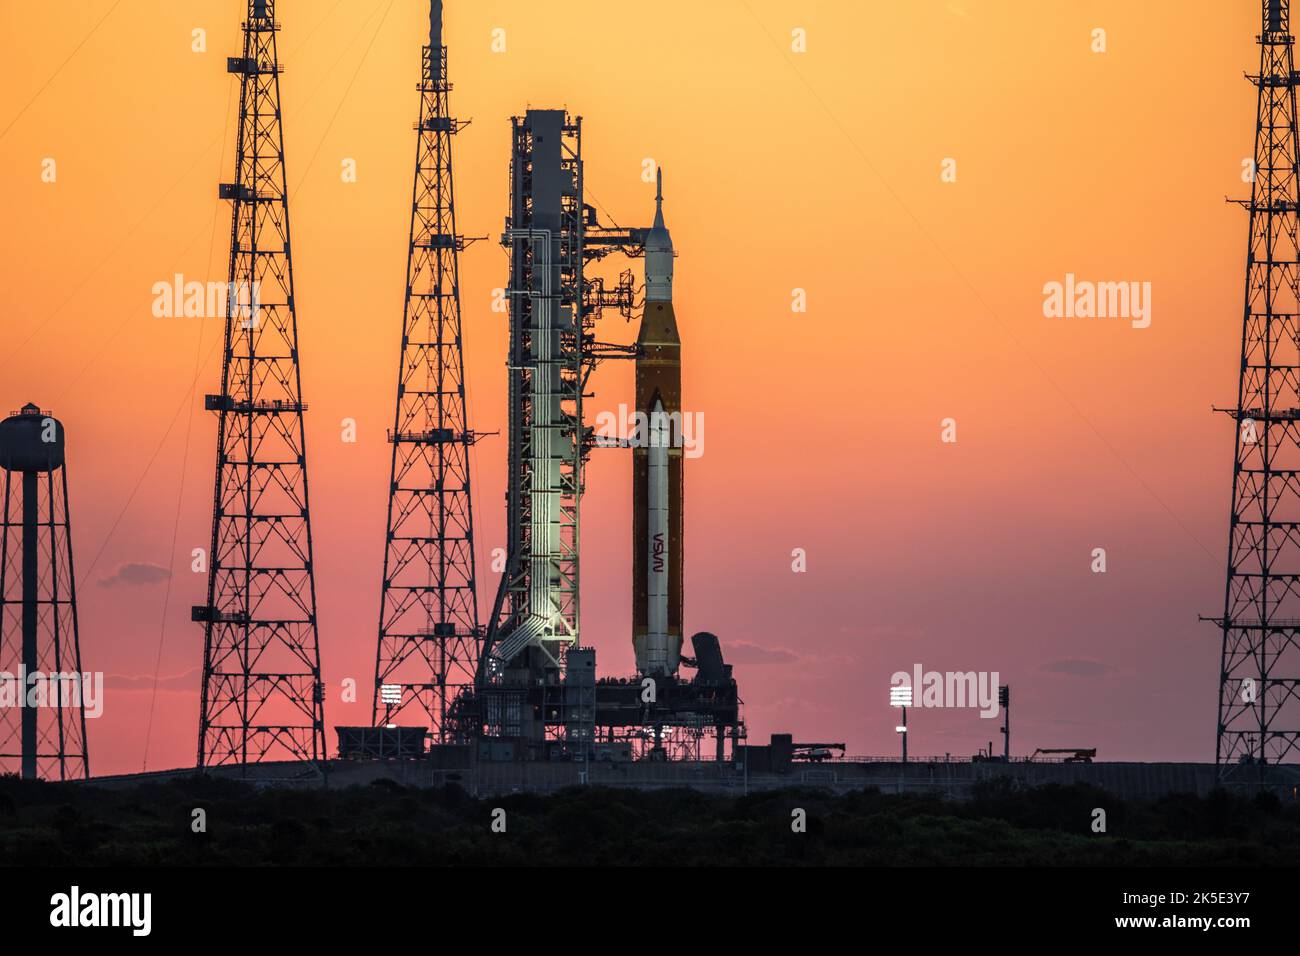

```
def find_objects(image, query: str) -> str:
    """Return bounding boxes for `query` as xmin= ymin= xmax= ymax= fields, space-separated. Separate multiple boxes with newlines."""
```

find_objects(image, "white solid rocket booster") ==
xmin=646 ymin=398 xmax=670 ymax=673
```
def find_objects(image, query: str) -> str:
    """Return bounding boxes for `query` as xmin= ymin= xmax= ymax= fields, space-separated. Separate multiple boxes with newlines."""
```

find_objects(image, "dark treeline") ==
xmin=0 ymin=774 xmax=1296 ymax=866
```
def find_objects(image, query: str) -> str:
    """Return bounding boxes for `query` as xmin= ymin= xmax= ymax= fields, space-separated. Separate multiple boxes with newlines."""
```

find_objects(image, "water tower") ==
xmin=0 ymin=403 xmax=89 ymax=780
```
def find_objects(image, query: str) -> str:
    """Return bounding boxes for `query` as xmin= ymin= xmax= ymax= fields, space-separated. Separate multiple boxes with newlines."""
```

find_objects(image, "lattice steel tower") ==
xmin=0 ymin=404 xmax=89 ymax=781
xmin=372 ymin=0 xmax=484 ymax=740
xmin=1216 ymin=0 xmax=1300 ymax=784
xmin=194 ymin=0 xmax=325 ymax=767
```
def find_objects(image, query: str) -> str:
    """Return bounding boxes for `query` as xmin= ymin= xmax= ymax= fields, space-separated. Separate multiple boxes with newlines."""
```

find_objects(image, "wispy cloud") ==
xmin=725 ymin=641 xmax=800 ymax=665
xmin=104 ymin=667 xmax=200 ymax=691
xmin=97 ymin=561 xmax=170 ymax=588
xmin=1039 ymin=658 xmax=1119 ymax=678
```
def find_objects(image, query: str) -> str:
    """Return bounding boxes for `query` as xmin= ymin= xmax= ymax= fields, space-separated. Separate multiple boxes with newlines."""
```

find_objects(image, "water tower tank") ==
xmin=0 ymin=403 xmax=65 ymax=472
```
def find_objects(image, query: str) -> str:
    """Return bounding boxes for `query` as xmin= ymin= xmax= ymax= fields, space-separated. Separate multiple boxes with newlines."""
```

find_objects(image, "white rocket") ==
xmin=633 ymin=169 xmax=683 ymax=676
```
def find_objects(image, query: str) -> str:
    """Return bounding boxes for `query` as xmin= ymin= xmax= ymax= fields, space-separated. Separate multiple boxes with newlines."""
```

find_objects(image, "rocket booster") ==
xmin=633 ymin=169 xmax=683 ymax=676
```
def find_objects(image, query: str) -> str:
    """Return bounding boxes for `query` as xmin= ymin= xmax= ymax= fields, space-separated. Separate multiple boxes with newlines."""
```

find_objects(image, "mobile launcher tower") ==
xmin=459 ymin=110 xmax=743 ymax=763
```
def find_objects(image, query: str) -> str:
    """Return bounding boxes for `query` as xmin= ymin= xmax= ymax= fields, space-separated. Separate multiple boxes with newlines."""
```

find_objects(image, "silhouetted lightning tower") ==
xmin=1217 ymin=0 xmax=1300 ymax=784
xmin=372 ymin=0 xmax=483 ymax=739
xmin=194 ymin=0 xmax=325 ymax=767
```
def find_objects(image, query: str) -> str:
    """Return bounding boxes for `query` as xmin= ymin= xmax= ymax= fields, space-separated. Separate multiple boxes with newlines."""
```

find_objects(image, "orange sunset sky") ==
xmin=0 ymin=0 xmax=1265 ymax=773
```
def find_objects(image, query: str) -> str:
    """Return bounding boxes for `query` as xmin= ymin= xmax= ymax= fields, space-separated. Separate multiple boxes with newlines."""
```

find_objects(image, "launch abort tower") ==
xmin=0 ymin=404 xmax=89 ymax=781
xmin=194 ymin=0 xmax=326 ymax=768
xmin=1214 ymin=0 xmax=1300 ymax=786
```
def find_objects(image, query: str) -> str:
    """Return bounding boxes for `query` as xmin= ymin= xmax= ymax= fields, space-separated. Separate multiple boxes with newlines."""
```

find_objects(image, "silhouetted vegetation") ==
xmin=0 ymin=773 xmax=1295 ymax=865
